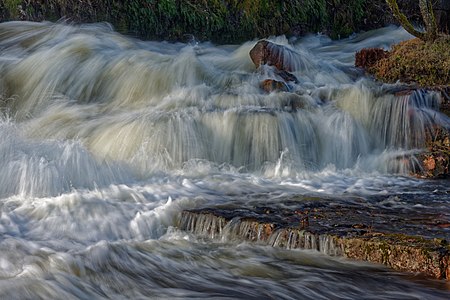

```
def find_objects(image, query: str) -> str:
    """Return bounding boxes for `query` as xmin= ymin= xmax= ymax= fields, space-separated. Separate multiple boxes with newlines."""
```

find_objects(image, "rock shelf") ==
xmin=178 ymin=200 xmax=450 ymax=280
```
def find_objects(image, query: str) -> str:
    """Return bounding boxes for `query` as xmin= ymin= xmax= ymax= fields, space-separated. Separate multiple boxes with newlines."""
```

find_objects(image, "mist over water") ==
xmin=0 ymin=21 xmax=449 ymax=299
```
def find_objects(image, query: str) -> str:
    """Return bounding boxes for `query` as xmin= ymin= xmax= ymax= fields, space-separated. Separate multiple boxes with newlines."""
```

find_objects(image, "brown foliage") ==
xmin=355 ymin=48 xmax=388 ymax=69
xmin=368 ymin=36 xmax=450 ymax=86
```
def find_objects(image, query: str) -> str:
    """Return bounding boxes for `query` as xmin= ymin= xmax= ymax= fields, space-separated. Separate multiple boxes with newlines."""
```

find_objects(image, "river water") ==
xmin=0 ymin=21 xmax=449 ymax=299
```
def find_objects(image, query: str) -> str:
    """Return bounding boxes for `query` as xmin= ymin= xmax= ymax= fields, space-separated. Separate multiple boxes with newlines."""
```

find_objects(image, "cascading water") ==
xmin=0 ymin=21 xmax=449 ymax=299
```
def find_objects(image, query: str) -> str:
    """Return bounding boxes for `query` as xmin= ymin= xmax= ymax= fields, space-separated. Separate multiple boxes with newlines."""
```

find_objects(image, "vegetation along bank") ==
xmin=0 ymin=0 xmax=433 ymax=43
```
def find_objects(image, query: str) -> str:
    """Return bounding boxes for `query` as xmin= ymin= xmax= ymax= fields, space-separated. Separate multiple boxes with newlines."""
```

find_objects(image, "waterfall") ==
xmin=0 ymin=21 xmax=448 ymax=193
xmin=1 ymin=21 xmax=449 ymax=299
xmin=178 ymin=211 xmax=344 ymax=256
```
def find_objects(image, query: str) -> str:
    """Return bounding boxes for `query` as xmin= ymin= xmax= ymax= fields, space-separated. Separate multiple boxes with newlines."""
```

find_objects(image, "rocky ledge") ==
xmin=355 ymin=37 xmax=450 ymax=179
xmin=177 ymin=198 xmax=450 ymax=280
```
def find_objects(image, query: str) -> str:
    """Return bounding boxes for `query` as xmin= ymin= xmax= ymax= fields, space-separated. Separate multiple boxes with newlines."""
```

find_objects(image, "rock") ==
xmin=339 ymin=235 xmax=449 ymax=279
xmin=383 ymin=88 xmax=450 ymax=179
xmin=417 ymin=126 xmax=450 ymax=178
xmin=178 ymin=203 xmax=450 ymax=280
xmin=423 ymin=155 xmax=436 ymax=170
xmin=260 ymin=79 xmax=289 ymax=93
xmin=250 ymin=40 xmax=299 ymax=93
xmin=355 ymin=47 xmax=387 ymax=69
xmin=276 ymin=69 xmax=299 ymax=83
xmin=287 ymin=94 xmax=307 ymax=111
xmin=435 ymin=86 xmax=450 ymax=116
xmin=250 ymin=40 xmax=296 ymax=72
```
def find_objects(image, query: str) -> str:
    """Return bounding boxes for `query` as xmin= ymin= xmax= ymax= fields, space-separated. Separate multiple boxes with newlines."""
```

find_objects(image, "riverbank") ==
xmin=0 ymin=0 xmax=424 ymax=43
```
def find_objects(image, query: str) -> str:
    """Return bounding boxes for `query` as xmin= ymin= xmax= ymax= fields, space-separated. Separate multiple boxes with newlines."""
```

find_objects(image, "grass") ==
xmin=0 ymin=0 xmax=376 ymax=43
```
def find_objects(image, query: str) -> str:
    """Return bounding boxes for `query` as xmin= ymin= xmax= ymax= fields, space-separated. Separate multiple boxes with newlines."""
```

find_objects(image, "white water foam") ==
xmin=0 ymin=21 xmax=449 ymax=299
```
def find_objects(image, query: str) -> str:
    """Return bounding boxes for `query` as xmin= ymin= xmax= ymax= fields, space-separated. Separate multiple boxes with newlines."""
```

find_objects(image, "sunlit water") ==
xmin=0 ymin=21 xmax=449 ymax=299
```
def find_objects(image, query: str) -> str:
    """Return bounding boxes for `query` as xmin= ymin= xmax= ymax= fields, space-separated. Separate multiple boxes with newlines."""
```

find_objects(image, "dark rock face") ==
xmin=276 ymin=69 xmax=299 ymax=83
xmin=434 ymin=0 xmax=450 ymax=34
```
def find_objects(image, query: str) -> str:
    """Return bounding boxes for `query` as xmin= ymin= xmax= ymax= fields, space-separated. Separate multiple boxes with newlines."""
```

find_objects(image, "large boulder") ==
xmin=249 ymin=40 xmax=296 ymax=72
xmin=250 ymin=40 xmax=299 ymax=93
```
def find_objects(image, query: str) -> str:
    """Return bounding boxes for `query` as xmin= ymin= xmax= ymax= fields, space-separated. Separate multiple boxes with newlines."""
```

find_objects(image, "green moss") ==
xmin=4 ymin=0 xmax=21 ymax=18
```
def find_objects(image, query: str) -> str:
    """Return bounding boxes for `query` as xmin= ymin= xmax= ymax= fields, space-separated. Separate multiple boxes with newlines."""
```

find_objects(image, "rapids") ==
xmin=0 ymin=21 xmax=449 ymax=299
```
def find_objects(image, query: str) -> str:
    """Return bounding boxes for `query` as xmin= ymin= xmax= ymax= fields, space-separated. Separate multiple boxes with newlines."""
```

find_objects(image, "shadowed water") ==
xmin=0 ymin=21 xmax=449 ymax=299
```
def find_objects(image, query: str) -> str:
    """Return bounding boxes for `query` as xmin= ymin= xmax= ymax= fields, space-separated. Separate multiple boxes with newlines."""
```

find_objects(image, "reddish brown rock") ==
xmin=250 ymin=40 xmax=300 ymax=93
xmin=261 ymin=79 xmax=289 ymax=93
xmin=417 ymin=126 xmax=450 ymax=178
xmin=250 ymin=40 xmax=295 ymax=72
xmin=424 ymin=156 xmax=436 ymax=170
xmin=339 ymin=235 xmax=449 ymax=280
xmin=355 ymin=47 xmax=388 ymax=69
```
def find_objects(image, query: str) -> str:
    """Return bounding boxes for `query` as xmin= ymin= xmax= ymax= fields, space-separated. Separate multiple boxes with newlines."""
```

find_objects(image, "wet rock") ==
xmin=417 ymin=126 xmax=450 ymax=178
xmin=250 ymin=40 xmax=295 ymax=72
xmin=260 ymin=79 xmax=289 ymax=93
xmin=276 ymin=69 xmax=299 ymax=83
xmin=250 ymin=40 xmax=299 ymax=93
xmin=178 ymin=201 xmax=450 ymax=280
xmin=436 ymin=86 xmax=450 ymax=116
xmin=339 ymin=234 xmax=449 ymax=279
xmin=287 ymin=94 xmax=306 ymax=111
xmin=381 ymin=88 xmax=450 ymax=179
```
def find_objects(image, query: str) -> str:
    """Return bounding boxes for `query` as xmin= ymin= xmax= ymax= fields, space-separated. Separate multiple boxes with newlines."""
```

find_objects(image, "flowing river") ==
xmin=0 ymin=21 xmax=449 ymax=299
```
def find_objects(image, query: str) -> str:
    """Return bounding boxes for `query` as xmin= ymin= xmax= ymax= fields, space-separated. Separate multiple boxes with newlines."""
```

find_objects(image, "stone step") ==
xmin=178 ymin=204 xmax=450 ymax=280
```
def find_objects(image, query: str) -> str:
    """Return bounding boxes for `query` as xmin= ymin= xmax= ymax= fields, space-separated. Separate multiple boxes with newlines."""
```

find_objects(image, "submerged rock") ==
xmin=400 ymin=88 xmax=450 ymax=179
xmin=276 ymin=69 xmax=299 ymax=84
xmin=260 ymin=79 xmax=290 ymax=93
